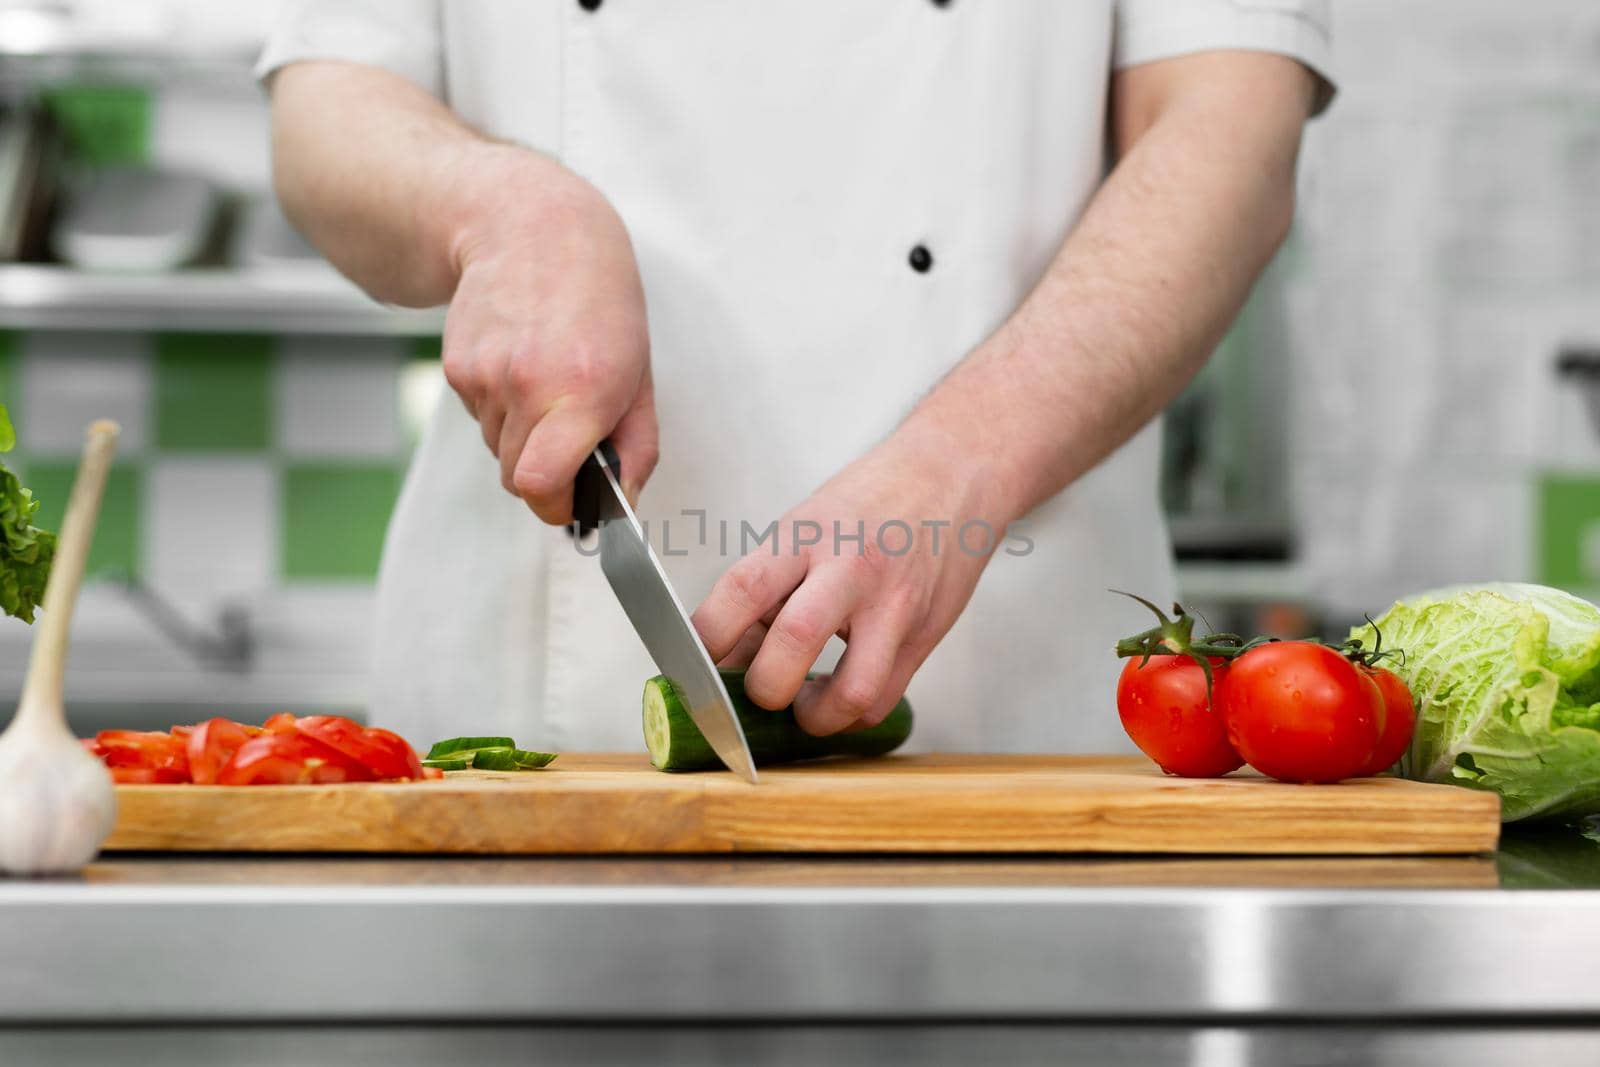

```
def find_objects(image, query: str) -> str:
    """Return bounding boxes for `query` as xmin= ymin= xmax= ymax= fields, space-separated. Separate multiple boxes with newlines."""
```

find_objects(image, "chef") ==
xmin=259 ymin=1 xmax=1333 ymax=754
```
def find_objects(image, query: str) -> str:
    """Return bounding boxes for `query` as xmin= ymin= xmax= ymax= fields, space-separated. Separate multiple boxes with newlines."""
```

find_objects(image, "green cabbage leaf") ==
xmin=1352 ymin=583 xmax=1600 ymax=822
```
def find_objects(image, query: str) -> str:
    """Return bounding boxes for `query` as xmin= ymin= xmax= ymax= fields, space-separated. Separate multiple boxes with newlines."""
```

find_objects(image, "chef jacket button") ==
xmin=578 ymin=0 xmax=602 ymax=10
xmin=908 ymin=244 xmax=934 ymax=273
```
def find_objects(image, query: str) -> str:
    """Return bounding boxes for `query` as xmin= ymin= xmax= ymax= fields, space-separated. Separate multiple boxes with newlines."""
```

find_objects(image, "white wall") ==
xmin=1285 ymin=0 xmax=1600 ymax=614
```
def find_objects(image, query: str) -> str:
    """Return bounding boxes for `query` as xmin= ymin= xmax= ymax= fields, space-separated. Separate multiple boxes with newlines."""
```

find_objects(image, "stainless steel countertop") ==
xmin=2 ymin=826 xmax=1598 ymax=1024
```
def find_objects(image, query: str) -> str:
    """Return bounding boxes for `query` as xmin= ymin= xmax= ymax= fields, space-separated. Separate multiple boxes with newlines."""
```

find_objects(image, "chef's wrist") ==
xmin=440 ymin=142 xmax=615 ymax=283
xmin=897 ymin=322 xmax=1085 ymax=527
xmin=885 ymin=410 xmax=1028 ymax=534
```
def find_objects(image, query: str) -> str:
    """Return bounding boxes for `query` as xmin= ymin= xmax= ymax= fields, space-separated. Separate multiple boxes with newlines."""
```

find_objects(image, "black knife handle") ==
xmin=571 ymin=439 xmax=621 ymax=538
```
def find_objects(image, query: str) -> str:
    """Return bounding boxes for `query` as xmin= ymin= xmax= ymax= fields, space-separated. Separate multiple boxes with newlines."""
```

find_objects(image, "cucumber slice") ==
xmin=441 ymin=746 xmax=512 ymax=764
xmin=470 ymin=747 xmax=522 ymax=771
xmin=427 ymin=736 xmax=515 ymax=760
xmin=426 ymin=737 xmax=558 ymax=771
xmin=464 ymin=747 xmax=559 ymax=771
xmin=643 ymin=668 xmax=913 ymax=772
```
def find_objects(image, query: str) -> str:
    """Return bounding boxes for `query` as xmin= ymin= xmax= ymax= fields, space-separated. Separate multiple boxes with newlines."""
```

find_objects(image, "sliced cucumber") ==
xmin=644 ymin=668 xmax=913 ymax=772
xmin=424 ymin=737 xmax=558 ymax=771
xmin=468 ymin=747 xmax=559 ymax=771
xmin=427 ymin=736 xmax=515 ymax=760
xmin=469 ymin=748 xmax=522 ymax=771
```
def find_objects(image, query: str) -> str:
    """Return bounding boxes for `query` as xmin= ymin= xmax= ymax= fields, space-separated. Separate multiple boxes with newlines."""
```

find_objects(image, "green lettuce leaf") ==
xmin=0 ymin=404 xmax=53 ymax=624
xmin=1353 ymin=583 xmax=1600 ymax=822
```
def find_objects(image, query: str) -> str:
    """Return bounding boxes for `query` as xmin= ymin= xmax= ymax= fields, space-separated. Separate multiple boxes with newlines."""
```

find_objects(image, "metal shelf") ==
xmin=0 ymin=263 xmax=443 ymax=335
xmin=1175 ymin=560 xmax=1312 ymax=604
xmin=0 ymin=5 xmax=260 ymax=89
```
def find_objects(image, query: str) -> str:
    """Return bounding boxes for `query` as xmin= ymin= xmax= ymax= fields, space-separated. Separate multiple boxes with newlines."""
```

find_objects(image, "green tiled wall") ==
xmin=155 ymin=334 xmax=274 ymax=451
xmin=1539 ymin=475 xmax=1600 ymax=588
xmin=282 ymin=464 xmax=403 ymax=580
xmin=41 ymin=85 xmax=152 ymax=167
xmin=26 ymin=463 xmax=141 ymax=579
xmin=3 ymin=333 xmax=440 ymax=585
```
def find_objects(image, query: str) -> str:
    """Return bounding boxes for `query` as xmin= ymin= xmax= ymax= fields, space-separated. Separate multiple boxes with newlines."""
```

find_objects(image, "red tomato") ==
xmin=1116 ymin=655 xmax=1242 ymax=778
xmin=89 ymin=713 xmax=426 ymax=787
xmin=1216 ymin=642 xmax=1383 ymax=784
xmin=186 ymin=717 xmax=257 ymax=785
xmin=364 ymin=727 xmax=425 ymax=779
xmin=111 ymin=766 xmax=188 ymax=784
xmin=1356 ymin=666 xmax=1416 ymax=776
xmin=93 ymin=730 xmax=189 ymax=778
xmin=215 ymin=734 xmax=371 ymax=785
xmin=294 ymin=716 xmax=423 ymax=780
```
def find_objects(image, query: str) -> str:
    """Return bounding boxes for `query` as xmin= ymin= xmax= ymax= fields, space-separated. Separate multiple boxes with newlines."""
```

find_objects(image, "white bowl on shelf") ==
xmin=51 ymin=166 xmax=216 ymax=271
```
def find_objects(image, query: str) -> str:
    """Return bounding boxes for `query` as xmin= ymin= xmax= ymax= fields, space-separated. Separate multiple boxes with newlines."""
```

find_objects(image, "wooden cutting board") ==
xmin=104 ymin=754 xmax=1500 ymax=855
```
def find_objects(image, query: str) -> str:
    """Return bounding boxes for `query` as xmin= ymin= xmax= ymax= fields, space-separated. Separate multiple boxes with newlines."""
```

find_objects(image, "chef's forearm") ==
xmin=267 ymin=61 xmax=586 ymax=308
xmin=899 ymin=52 xmax=1315 ymax=526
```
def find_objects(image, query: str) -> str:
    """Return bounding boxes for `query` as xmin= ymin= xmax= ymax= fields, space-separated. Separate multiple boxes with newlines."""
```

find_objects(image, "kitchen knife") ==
xmin=573 ymin=442 xmax=759 ymax=783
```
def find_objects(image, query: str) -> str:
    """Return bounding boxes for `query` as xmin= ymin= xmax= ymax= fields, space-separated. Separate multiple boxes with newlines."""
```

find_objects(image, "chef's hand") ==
xmin=692 ymin=428 xmax=1012 ymax=735
xmin=442 ymin=153 xmax=657 ymax=524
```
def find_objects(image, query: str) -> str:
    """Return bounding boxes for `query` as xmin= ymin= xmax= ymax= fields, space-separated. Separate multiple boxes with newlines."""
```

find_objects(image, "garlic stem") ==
xmin=0 ymin=420 xmax=121 ymax=874
xmin=14 ymin=420 xmax=120 ymax=732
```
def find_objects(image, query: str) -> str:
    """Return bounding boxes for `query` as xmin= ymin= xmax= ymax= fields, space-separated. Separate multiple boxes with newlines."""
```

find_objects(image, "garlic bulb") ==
xmin=0 ymin=721 xmax=114 ymax=874
xmin=0 ymin=420 xmax=121 ymax=875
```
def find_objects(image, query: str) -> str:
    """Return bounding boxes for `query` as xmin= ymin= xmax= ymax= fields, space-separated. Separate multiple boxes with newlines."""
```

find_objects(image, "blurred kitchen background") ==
xmin=0 ymin=0 xmax=1596 ymax=732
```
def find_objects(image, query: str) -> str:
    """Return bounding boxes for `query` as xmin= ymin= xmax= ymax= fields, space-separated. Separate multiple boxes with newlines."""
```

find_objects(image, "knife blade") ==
xmin=573 ymin=443 xmax=759 ymax=783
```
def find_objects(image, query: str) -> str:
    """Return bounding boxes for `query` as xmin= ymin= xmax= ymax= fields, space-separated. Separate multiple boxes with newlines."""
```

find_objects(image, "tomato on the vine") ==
xmin=1356 ymin=665 xmax=1416 ymax=776
xmin=1116 ymin=655 xmax=1242 ymax=778
xmin=1215 ymin=641 xmax=1384 ymax=784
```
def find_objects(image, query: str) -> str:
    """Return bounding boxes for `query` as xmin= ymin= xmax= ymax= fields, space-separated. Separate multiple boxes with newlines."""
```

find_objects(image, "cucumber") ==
xmin=470 ymin=748 xmax=523 ymax=771
xmin=424 ymin=738 xmax=557 ymax=771
xmin=427 ymin=736 xmax=515 ymax=760
xmin=643 ymin=668 xmax=912 ymax=772
xmin=458 ymin=747 xmax=558 ymax=771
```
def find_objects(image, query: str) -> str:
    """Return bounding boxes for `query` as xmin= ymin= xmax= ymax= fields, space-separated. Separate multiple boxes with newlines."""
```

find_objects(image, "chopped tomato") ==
xmin=93 ymin=730 xmax=189 ymax=777
xmin=110 ymin=766 xmax=149 ymax=784
xmin=421 ymin=766 xmax=445 ymax=780
xmin=215 ymin=733 xmax=374 ymax=785
xmin=262 ymin=712 xmax=299 ymax=736
xmin=111 ymin=766 xmax=189 ymax=784
xmin=186 ymin=717 xmax=257 ymax=785
xmin=86 ymin=713 xmax=427 ymax=786
xmin=294 ymin=716 xmax=423 ymax=780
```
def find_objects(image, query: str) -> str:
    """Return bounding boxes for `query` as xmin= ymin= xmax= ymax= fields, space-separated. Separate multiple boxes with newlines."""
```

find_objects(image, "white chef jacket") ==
xmin=260 ymin=0 xmax=1333 ymax=754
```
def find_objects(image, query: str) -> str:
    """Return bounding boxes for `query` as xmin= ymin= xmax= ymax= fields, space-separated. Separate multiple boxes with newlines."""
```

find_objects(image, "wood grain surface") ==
xmin=104 ymin=753 xmax=1502 ymax=856
xmin=81 ymin=855 xmax=1502 ymax=890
